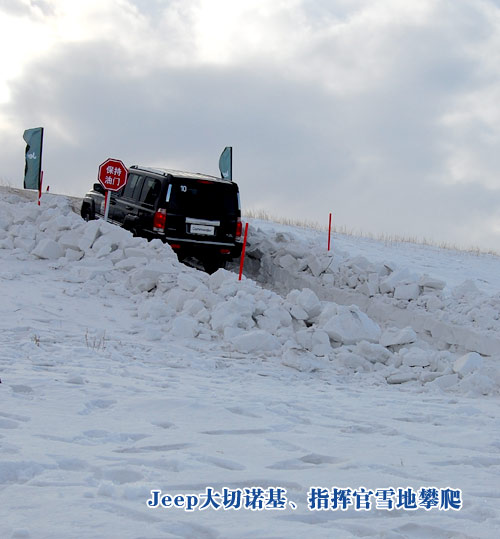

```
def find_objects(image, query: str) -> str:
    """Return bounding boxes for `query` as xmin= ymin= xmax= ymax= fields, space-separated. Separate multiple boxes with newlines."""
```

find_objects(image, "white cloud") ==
xmin=1 ymin=0 xmax=500 ymax=250
xmin=0 ymin=1 xmax=54 ymax=102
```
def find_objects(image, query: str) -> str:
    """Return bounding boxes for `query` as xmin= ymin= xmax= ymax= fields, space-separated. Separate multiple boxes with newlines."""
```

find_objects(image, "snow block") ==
xmin=98 ymin=222 xmax=134 ymax=248
xmin=394 ymin=282 xmax=420 ymax=301
xmin=172 ymin=316 xmax=199 ymax=338
xmin=94 ymin=244 xmax=112 ymax=258
xmin=306 ymin=254 xmax=327 ymax=277
xmin=91 ymin=234 xmax=113 ymax=253
xmin=428 ymin=373 xmax=459 ymax=390
xmin=295 ymin=328 xmax=330 ymax=355
xmin=282 ymin=348 xmax=323 ymax=371
xmin=78 ymin=220 xmax=101 ymax=251
xmin=231 ymin=330 xmax=280 ymax=353
xmin=400 ymin=348 xmax=431 ymax=367
xmin=128 ymin=261 xmax=177 ymax=293
xmin=379 ymin=268 xmax=414 ymax=294
xmin=311 ymin=330 xmax=331 ymax=356
xmin=380 ymin=326 xmax=417 ymax=347
xmin=453 ymin=352 xmax=484 ymax=377
xmin=208 ymin=268 xmax=236 ymax=291
xmin=32 ymin=238 xmax=64 ymax=260
xmin=321 ymin=305 xmax=381 ymax=345
xmin=295 ymin=288 xmax=322 ymax=319
xmin=353 ymin=341 xmax=393 ymax=364
xmin=452 ymin=280 xmax=481 ymax=300
xmin=357 ymin=273 xmax=380 ymax=297
xmin=164 ymin=288 xmax=190 ymax=312
xmin=115 ymin=257 xmax=148 ymax=270
xmin=178 ymin=272 xmax=205 ymax=292
xmin=0 ymin=237 xmax=14 ymax=250
xmin=257 ymin=306 xmax=292 ymax=332
xmin=418 ymin=274 xmax=446 ymax=290
xmin=211 ymin=297 xmax=256 ymax=332
xmin=336 ymin=349 xmax=372 ymax=372
xmin=124 ymin=247 xmax=155 ymax=260
xmin=137 ymin=297 xmax=174 ymax=320
xmin=425 ymin=295 xmax=444 ymax=312
xmin=457 ymin=372 xmax=499 ymax=395
xmin=65 ymin=249 xmax=84 ymax=261
xmin=53 ymin=215 xmax=73 ymax=231
xmin=278 ymin=254 xmax=298 ymax=270
xmin=13 ymin=237 xmax=36 ymax=252
xmin=295 ymin=329 xmax=312 ymax=350
xmin=288 ymin=304 xmax=309 ymax=321
xmin=386 ymin=371 xmax=420 ymax=384
xmin=58 ymin=230 xmax=83 ymax=252
xmin=182 ymin=298 xmax=206 ymax=317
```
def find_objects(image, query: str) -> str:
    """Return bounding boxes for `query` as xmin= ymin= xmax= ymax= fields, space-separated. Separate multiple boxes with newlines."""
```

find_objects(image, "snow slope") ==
xmin=1 ymin=188 xmax=500 ymax=538
xmin=238 ymin=221 xmax=500 ymax=358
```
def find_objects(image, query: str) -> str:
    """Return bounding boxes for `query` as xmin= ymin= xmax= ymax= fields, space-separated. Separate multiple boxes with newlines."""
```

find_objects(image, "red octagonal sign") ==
xmin=98 ymin=158 xmax=128 ymax=192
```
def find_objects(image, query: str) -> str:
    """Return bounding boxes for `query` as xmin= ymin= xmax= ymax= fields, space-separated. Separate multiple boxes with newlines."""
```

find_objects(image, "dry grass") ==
xmin=243 ymin=208 xmax=500 ymax=258
xmin=244 ymin=208 xmax=327 ymax=232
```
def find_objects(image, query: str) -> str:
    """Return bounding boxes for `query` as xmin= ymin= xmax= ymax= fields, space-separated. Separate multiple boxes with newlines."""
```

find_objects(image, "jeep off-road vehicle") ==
xmin=81 ymin=165 xmax=243 ymax=273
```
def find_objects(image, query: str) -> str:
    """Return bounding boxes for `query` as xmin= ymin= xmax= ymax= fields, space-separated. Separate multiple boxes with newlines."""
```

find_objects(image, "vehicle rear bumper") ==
xmin=162 ymin=236 xmax=243 ymax=259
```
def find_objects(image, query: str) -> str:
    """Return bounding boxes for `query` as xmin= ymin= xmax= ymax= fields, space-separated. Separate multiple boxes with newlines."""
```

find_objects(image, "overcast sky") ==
xmin=1 ymin=0 xmax=500 ymax=251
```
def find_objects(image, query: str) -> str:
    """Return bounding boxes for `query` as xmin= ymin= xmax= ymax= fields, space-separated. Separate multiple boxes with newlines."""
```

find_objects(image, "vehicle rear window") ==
xmin=168 ymin=181 xmax=238 ymax=218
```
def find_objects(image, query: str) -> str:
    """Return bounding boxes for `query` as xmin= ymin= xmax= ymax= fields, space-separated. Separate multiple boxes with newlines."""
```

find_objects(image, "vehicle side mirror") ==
xmin=93 ymin=183 xmax=104 ymax=194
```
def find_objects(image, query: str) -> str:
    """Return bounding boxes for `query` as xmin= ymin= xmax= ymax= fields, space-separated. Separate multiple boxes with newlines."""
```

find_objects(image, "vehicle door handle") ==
xmin=125 ymin=205 xmax=133 ymax=210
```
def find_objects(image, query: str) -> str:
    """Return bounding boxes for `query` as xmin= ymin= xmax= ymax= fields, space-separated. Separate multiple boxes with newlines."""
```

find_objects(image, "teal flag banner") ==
xmin=219 ymin=146 xmax=232 ymax=180
xmin=23 ymin=127 xmax=44 ymax=189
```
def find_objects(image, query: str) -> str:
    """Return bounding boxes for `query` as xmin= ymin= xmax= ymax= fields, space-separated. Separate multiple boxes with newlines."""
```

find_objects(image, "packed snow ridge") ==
xmin=241 ymin=226 xmax=500 ymax=354
xmin=1 ymin=189 xmax=499 ymax=396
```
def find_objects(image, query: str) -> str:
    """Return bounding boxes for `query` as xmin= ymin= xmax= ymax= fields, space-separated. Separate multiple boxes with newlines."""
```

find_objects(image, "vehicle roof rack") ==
xmin=129 ymin=165 xmax=233 ymax=184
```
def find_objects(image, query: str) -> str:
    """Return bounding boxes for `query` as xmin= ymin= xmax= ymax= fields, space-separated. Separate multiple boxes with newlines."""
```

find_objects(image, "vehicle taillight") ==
xmin=153 ymin=208 xmax=167 ymax=233
xmin=236 ymin=218 xmax=242 ymax=238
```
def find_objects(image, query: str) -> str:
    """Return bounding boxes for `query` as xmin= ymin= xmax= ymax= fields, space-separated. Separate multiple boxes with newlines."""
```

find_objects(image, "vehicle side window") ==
xmin=132 ymin=176 xmax=145 ymax=201
xmin=138 ymin=177 xmax=161 ymax=206
xmin=122 ymin=174 xmax=141 ymax=199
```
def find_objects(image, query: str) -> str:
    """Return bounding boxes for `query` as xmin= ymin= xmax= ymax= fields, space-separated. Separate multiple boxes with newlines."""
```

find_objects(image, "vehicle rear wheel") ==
xmin=123 ymin=216 xmax=139 ymax=236
xmin=203 ymin=257 xmax=226 ymax=274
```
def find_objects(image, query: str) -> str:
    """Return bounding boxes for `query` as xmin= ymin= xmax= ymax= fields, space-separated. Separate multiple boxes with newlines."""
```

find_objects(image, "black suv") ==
xmin=81 ymin=165 xmax=243 ymax=272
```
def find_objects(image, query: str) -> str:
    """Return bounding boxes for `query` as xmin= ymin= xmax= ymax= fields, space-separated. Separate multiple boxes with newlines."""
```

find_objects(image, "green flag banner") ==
xmin=23 ymin=127 xmax=44 ymax=190
xmin=219 ymin=146 xmax=232 ymax=180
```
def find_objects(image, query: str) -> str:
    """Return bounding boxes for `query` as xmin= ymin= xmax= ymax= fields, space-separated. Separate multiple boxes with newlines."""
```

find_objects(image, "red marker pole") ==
xmin=238 ymin=222 xmax=249 ymax=281
xmin=38 ymin=171 xmax=44 ymax=206
xmin=328 ymin=212 xmax=332 ymax=251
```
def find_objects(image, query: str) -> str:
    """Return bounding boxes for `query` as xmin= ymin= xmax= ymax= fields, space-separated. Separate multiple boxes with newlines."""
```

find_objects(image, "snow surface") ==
xmin=1 ymin=187 xmax=500 ymax=538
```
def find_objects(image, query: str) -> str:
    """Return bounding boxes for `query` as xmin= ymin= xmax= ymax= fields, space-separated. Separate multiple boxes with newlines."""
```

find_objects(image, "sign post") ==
xmin=98 ymin=158 xmax=128 ymax=221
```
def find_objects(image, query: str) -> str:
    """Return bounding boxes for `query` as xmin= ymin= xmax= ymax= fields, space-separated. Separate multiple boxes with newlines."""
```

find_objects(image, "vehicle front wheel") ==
xmin=81 ymin=207 xmax=92 ymax=222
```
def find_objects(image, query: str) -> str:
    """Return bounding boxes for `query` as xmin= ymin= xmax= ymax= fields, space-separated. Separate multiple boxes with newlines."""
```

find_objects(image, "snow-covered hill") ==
xmin=1 ymin=188 xmax=499 ymax=538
